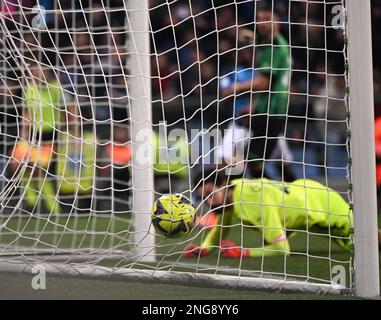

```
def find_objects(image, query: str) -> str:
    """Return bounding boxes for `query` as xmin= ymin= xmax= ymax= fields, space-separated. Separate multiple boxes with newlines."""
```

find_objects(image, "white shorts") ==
xmin=217 ymin=122 xmax=293 ymax=163
xmin=217 ymin=122 xmax=251 ymax=163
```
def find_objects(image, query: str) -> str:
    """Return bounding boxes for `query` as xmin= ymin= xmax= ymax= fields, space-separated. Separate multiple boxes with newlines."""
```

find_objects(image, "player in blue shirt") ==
xmin=217 ymin=35 xmax=257 ymax=167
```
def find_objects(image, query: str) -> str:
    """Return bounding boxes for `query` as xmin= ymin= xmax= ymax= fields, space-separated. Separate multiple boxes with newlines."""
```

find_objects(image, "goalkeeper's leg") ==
xmin=40 ymin=177 xmax=60 ymax=214
xmin=24 ymin=176 xmax=38 ymax=209
xmin=23 ymin=171 xmax=60 ymax=214
xmin=247 ymin=115 xmax=281 ymax=178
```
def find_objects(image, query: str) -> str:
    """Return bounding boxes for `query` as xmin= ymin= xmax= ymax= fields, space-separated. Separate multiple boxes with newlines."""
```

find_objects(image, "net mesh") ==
xmin=0 ymin=0 xmax=353 ymax=291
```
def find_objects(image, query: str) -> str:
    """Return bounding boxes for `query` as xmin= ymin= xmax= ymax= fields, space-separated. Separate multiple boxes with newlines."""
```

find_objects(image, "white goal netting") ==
xmin=0 ymin=0 xmax=354 ymax=294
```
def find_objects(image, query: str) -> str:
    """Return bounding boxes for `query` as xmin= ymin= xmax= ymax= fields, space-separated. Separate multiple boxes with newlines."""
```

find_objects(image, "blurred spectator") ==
xmin=57 ymin=104 xmax=96 ymax=213
xmin=373 ymin=0 xmax=381 ymax=72
xmin=375 ymin=113 xmax=381 ymax=208
xmin=374 ymin=70 xmax=381 ymax=117
xmin=153 ymin=130 xmax=190 ymax=195
xmin=152 ymin=54 xmax=176 ymax=100
xmin=0 ymin=0 xmax=19 ymax=14
xmin=100 ymin=125 xmax=132 ymax=213
xmin=1 ymin=0 xmax=34 ymax=14
xmin=374 ymin=116 xmax=381 ymax=188
xmin=313 ymin=76 xmax=347 ymax=144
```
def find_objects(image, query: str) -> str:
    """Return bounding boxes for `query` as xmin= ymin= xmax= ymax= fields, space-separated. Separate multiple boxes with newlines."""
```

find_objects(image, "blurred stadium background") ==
xmin=4 ymin=0 xmax=381 ymax=202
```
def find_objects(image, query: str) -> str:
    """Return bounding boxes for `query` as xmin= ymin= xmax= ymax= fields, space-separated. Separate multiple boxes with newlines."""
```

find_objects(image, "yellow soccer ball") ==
xmin=151 ymin=193 xmax=195 ymax=238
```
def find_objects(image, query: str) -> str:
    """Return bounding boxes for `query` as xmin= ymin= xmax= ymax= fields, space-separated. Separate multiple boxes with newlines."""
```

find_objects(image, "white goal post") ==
xmin=127 ymin=0 xmax=155 ymax=262
xmin=347 ymin=0 xmax=379 ymax=298
xmin=0 ymin=0 xmax=379 ymax=298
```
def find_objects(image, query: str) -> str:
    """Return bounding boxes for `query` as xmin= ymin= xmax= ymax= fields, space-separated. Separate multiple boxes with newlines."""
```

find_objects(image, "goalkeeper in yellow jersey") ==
xmin=185 ymin=169 xmax=381 ymax=258
xmin=11 ymin=62 xmax=63 ymax=214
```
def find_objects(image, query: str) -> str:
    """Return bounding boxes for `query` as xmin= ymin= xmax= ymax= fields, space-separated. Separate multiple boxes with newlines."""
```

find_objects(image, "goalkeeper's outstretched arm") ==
xmin=219 ymin=233 xmax=291 ymax=258
xmin=200 ymin=209 xmax=233 ymax=252
xmin=184 ymin=209 xmax=233 ymax=257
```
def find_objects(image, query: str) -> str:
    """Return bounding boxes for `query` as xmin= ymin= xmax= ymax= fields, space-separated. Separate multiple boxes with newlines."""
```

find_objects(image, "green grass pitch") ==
xmin=0 ymin=213 xmax=379 ymax=300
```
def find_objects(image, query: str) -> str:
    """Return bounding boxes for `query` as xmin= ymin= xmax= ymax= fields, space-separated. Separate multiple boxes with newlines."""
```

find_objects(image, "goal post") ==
xmin=346 ymin=0 xmax=380 ymax=298
xmin=127 ymin=0 xmax=155 ymax=262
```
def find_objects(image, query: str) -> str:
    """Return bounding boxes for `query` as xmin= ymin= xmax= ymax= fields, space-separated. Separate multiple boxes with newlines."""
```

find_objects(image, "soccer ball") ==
xmin=151 ymin=193 xmax=196 ymax=238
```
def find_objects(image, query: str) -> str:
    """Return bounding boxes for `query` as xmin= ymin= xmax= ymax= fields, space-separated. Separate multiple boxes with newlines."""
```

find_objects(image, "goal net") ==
xmin=0 ymin=0 xmax=378 ymax=296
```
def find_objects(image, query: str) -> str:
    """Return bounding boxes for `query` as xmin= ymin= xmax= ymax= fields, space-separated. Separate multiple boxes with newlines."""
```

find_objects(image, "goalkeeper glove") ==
xmin=220 ymin=240 xmax=250 ymax=258
xmin=184 ymin=244 xmax=208 ymax=257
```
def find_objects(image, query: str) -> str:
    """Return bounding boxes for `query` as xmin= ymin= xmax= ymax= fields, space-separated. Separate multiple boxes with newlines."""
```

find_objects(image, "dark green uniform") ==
xmin=255 ymin=34 xmax=291 ymax=115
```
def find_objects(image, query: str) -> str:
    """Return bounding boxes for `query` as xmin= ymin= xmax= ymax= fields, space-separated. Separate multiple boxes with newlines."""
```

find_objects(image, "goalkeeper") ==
xmin=185 ymin=169 xmax=381 ymax=258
